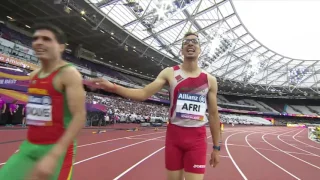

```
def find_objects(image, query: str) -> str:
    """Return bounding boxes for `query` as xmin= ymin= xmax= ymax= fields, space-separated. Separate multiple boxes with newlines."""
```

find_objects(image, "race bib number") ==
xmin=26 ymin=95 xmax=53 ymax=126
xmin=175 ymin=93 xmax=207 ymax=121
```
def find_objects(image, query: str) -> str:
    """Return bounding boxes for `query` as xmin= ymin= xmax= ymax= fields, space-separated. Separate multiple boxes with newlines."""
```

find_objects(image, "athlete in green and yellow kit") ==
xmin=0 ymin=24 xmax=86 ymax=180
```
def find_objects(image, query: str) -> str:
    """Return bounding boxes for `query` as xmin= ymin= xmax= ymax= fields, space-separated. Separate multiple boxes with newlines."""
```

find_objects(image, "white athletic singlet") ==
xmin=168 ymin=65 xmax=209 ymax=127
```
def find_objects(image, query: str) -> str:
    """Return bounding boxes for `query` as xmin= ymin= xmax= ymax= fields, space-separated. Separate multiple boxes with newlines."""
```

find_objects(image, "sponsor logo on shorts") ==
xmin=193 ymin=164 xmax=206 ymax=169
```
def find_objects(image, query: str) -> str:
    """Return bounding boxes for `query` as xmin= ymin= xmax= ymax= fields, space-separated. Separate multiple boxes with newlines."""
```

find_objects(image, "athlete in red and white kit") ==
xmin=89 ymin=32 xmax=220 ymax=180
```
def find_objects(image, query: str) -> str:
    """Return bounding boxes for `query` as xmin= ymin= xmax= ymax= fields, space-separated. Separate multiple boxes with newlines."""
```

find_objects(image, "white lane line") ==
xmin=0 ymin=136 xmax=166 ymax=167
xmin=224 ymin=129 xmax=290 ymax=134
xmin=219 ymin=155 xmax=229 ymax=158
xmin=263 ymin=133 xmax=320 ymax=170
xmin=113 ymin=135 xmax=212 ymax=179
xmin=207 ymin=154 xmax=230 ymax=158
xmin=113 ymin=146 xmax=165 ymax=180
xmin=0 ymin=131 xmax=166 ymax=166
xmin=245 ymin=131 xmax=300 ymax=180
xmin=292 ymin=129 xmax=320 ymax=150
xmin=278 ymin=133 xmax=320 ymax=157
xmin=225 ymin=132 xmax=248 ymax=180
xmin=125 ymin=137 xmax=165 ymax=141
xmin=217 ymin=143 xmax=317 ymax=157
xmin=78 ymin=131 xmax=165 ymax=147
xmin=74 ymin=136 xmax=165 ymax=165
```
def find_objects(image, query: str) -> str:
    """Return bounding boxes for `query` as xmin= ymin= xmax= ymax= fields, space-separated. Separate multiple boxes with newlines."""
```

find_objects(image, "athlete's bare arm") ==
xmin=207 ymin=75 xmax=220 ymax=147
xmin=91 ymin=67 xmax=171 ymax=101
xmin=48 ymin=67 xmax=86 ymax=158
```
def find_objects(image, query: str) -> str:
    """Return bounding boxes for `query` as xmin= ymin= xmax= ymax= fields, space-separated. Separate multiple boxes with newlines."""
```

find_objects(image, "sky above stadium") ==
xmin=233 ymin=0 xmax=320 ymax=60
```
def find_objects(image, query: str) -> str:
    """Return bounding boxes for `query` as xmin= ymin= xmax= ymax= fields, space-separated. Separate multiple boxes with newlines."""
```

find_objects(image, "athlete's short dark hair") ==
xmin=183 ymin=31 xmax=199 ymax=38
xmin=32 ymin=23 xmax=67 ymax=44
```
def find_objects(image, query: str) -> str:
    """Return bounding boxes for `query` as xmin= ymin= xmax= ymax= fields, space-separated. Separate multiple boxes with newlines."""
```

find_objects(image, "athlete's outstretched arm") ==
xmin=90 ymin=67 xmax=170 ymax=101
xmin=207 ymin=75 xmax=220 ymax=146
xmin=49 ymin=67 xmax=87 ymax=157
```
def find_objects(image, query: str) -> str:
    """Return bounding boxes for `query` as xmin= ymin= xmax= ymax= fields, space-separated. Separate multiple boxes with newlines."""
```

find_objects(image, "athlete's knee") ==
xmin=165 ymin=157 xmax=183 ymax=172
xmin=166 ymin=169 xmax=184 ymax=180
xmin=184 ymin=171 xmax=205 ymax=180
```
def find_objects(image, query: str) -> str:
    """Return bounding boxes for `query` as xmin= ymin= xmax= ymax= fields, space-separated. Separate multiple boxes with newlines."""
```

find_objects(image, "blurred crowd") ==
xmin=85 ymin=92 xmax=169 ymax=125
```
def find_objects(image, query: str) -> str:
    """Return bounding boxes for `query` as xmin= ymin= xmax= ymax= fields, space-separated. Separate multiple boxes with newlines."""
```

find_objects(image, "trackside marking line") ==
xmin=292 ymin=129 xmax=320 ymax=150
xmin=113 ymin=136 xmax=212 ymax=179
xmin=224 ymin=129 xmax=290 ymax=134
xmin=225 ymin=132 xmax=248 ymax=180
xmin=246 ymin=131 xmax=300 ymax=180
xmin=78 ymin=131 xmax=165 ymax=147
xmin=278 ymin=133 xmax=320 ymax=157
xmin=207 ymin=154 xmax=230 ymax=158
xmin=263 ymin=133 xmax=320 ymax=170
xmin=74 ymin=136 xmax=165 ymax=165
xmin=209 ymin=143 xmax=318 ymax=157
xmin=0 ymin=131 xmax=166 ymax=166
xmin=113 ymin=146 xmax=165 ymax=180
xmin=125 ymin=137 xmax=165 ymax=141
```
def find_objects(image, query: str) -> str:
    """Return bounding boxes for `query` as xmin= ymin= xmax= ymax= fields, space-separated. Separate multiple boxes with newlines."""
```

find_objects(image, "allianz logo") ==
xmin=28 ymin=96 xmax=51 ymax=105
xmin=178 ymin=93 xmax=206 ymax=103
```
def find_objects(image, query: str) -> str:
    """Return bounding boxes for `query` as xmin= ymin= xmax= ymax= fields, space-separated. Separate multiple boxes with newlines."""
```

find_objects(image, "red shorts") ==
xmin=165 ymin=123 xmax=207 ymax=174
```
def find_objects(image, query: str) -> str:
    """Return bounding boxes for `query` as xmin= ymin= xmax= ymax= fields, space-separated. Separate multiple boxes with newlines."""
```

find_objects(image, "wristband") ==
xmin=213 ymin=145 xmax=220 ymax=151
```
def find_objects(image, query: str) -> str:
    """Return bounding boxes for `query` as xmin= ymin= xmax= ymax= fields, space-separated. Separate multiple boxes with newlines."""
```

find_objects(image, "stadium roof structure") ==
xmin=83 ymin=0 xmax=320 ymax=97
xmin=1 ymin=0 xmax=319 ymax=98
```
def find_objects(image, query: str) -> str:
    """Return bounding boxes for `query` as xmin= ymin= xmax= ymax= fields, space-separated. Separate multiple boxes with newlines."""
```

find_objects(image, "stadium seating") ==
xmin=219 ymin=114 xmax=272 ymax=125
xmin=1 ymin=23 xmax=320 ymax=127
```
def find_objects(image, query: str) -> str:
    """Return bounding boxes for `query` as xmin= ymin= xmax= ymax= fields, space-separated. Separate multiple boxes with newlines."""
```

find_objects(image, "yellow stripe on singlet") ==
xmin=28 ymin=88 xmax=49 ymax=95
xmin=67 ymin=165 xmax=73 ymax=180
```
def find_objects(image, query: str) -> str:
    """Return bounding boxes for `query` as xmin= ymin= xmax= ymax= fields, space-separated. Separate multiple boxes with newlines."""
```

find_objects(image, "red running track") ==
xmin=0 ymin=126 xmax=319 ymax=179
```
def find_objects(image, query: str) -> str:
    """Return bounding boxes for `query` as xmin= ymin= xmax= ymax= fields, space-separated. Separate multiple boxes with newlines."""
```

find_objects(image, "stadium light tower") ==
xmin=288 ymin=67 xmax=309 ymax=85
xmin=126 ymin=0 xmax=197 ymax=28
xmin=243 ymin=55 xmax=264 ymax=83
xmin=199 ymin=26 xmax=236 ymax=70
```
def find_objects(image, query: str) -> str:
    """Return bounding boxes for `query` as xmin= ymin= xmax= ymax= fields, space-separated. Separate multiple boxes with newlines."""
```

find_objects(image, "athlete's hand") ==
xmin=87 ymin=78 xmax=115 ymax=92
xmin=28 ymin=154 xmax=58 ymax=180
xmin=209 ymin=150 xmax=220 ymax=167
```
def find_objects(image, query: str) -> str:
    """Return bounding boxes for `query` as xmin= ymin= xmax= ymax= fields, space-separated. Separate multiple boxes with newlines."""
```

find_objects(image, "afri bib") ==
xmin=175 ymin=92 xmax=207 ymax=121
xmin=26 ymin=95 xmax=53 ymax=126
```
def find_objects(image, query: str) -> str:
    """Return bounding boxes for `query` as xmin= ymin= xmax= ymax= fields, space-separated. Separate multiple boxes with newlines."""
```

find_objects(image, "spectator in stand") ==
xmin=104 ymin=115 xmax=110 ymax=126
xmin=21 ymin=104 xmax=26 ymax=127
xmin=0 ymin=96 xmax=6 ymax=123
xmin=7 ymin=100 xmax=18 ymax=127
xmin=107 ymin=108 xmax=113 ymax=121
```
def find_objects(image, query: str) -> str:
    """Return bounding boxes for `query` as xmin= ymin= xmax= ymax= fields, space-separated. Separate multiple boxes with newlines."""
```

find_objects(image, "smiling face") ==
xmin=32 ymin=29 xmax=65 ymax=61
xmin=181 ymin=34 xmax=201 ymax=61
